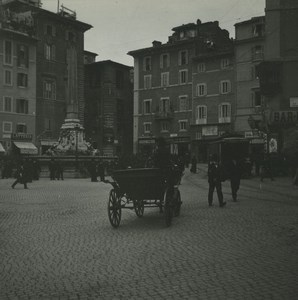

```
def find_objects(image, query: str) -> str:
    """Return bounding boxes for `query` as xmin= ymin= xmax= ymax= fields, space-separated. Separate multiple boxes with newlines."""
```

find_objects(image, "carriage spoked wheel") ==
xmin=163 ymin=187 xmax=173 ymax=227
xmin=133 ymin=199 xmax=144 ymax=217
xmin=108 ymin=189 xmax=122 ymax=228
xmin=173 ymin=189 xmax=182 ymax=217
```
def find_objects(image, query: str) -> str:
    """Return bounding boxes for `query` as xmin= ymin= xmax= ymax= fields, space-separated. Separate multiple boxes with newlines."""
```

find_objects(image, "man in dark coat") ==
xmin=207 ymin=154 xmax=226 ymax=207
xmin=89 ymin=158 xmax=98 ymax=182
xmin=228 ymin=158 xmax=242 ymax=202
xmin=11 ymin=161 xmax=28 ymax=189
xmin=49 ymin=158 xmax=57 ymax=180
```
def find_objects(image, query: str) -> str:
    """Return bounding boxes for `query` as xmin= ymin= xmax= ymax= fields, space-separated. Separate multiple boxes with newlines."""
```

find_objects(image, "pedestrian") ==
xmin=190 ymin=156 xmax=197 ymax=173
xmin=260 ymin=155 xmax=274 ymax=182
xmin=89 ymin=158 xmax=98 ymax=182
xmin=32 ymin=159 xmax=41 ymax=180
xmin=49 ymin=158 xmax=57 ymax=180
xmin=55 ymin=160 xmax=64 ymax=180
xmin=11 ymin=161 xmax=28 ymax=189
xmin=207 ymin=154 xmax=226 ymax=207
xmin=228 ymin=157 xmax=242 ymax=202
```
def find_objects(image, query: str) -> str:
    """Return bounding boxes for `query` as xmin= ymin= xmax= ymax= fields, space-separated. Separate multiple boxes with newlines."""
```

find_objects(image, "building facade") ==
xmin=0 ymin=2 xmax=38 ymax=154
xmin=128 ymin=20 xmax=234 ymax=159
xmin=2 ymin=0 xmax=92 ymax=154
xmin=84 ymin=60 xmax=133 ymax=157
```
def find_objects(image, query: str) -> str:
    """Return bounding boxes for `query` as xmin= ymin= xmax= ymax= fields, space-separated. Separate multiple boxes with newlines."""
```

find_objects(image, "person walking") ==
xmin=55 ymin=160 xmax=64 ymax=180
xmin=11 ymin=161 xmax=28 ymax=189
xmin=32 ymin=159 xmax=41 ymax=180
xmin=228 ymin=157 xmax=242 ymax=202
xmin=88 ymin=158 xmax=98 ymax=182
xmin=97 ymin=161 xmax=105 ymax=182
xmin=207 ymin=154 xmax=226 ymax=207
xmin=49 ymin=158 xmax=57 ymax=180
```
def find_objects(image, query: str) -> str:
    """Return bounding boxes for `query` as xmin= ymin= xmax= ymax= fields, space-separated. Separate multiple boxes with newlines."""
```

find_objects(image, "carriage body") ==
xmin=107 ymin=167 xmax=182 ymax=228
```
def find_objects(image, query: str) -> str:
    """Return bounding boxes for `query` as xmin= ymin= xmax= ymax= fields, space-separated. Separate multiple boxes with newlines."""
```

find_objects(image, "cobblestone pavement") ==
xmin=0 ymin=168 xmax=298 ymax=300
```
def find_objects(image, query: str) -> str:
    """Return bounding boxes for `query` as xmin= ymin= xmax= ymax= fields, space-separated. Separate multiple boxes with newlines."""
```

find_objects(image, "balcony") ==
xmin=155 ymin=111 xmax=174 ymax=120
xmin=218 ymin=117 xmax=231 ymax=124
xmin=252 ymin=52 xmax=264 ymax=62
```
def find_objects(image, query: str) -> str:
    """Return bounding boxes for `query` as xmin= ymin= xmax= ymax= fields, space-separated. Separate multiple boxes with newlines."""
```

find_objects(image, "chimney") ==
xmin=152 ymin=40 xmax=162 ymax=47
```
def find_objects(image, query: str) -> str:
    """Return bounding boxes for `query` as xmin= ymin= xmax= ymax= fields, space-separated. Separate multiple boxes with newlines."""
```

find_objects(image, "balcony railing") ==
xmin=155 ymin=111 xmax=174 ymax=120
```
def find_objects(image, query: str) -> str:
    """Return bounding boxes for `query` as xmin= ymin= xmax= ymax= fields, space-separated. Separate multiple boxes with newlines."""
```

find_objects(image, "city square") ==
xmin=1 ymin=168 xmax=298 ymax=299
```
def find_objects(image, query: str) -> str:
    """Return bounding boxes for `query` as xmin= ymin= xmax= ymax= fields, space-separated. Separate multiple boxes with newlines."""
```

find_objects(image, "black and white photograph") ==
xmin=1 ymin=0 xmax=298 ymax=298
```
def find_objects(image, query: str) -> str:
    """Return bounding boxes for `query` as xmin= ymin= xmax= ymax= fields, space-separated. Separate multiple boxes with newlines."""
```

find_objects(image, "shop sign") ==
xmin=202 ymin=126 xmax=218 ymax=136
xmin=173 ymin=137 xmax=190 ymax=143
xmin=11 ymin=133 xmax=33 ymax=141
xmin=271 ymin=111 xmax=298 ymax=124
xmin=139 ymin=139 xmax=155 ymax=144
xmin=290 ymin=97 xmax=298 ymax=107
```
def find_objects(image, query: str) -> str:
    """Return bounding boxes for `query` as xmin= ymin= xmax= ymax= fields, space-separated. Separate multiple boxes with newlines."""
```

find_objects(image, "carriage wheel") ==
xmin=173 ymin=189 xmax=182 ymax=217
xmin=108 ymin=189 xmax=121 ymax=228
xmin=163 ymin=188 xmax=173 ymax=227
xmin=133 ymin=200 xmax=144 ymax=217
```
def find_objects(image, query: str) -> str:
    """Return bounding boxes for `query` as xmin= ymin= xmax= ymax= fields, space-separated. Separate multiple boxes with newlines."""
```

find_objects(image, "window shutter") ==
xmin=228 ymin=104 xmax=231 ymax=117
xmin=218 ymin=104 xmax=221 ymax=119
xmin=43 ymin=81 xmax=46 ymax=99
xmin=167 ymin=54 xmax=170 ymax=67
xmin=178 ymin=52 xmax=181 ymax=66
xmin=160 ymin=55 xmax=163 ymax=69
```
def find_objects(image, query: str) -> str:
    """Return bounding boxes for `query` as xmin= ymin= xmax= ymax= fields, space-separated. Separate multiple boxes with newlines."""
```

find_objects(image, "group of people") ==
xmin=48 ymin=158 xmax=64 ymax=181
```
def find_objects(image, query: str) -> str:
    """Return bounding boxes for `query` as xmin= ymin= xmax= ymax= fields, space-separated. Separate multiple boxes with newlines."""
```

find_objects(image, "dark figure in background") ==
xmin=55 ymin=161 xmax=64 ymax=180
xmin=11 ymin=161 xmax=28 ymax=189
xmin=260 ymin=155 xmax=274 ymax=182
xmin=207 ymin=154 xmax=226 ymax=207
xmin=89 ymin=158 xmax=98 ymax=182
xmin=190 ymin=156 xmax=197 ymax=173
xmin=97 ymin=161 xmax=105 ymax=182
xmin=49 ymin=158 xmax=57 ymax=180
xmin=32 ymin=159 xmax=41 ymax=180
xmin=228 ymin=158 xmax=242 ymax=202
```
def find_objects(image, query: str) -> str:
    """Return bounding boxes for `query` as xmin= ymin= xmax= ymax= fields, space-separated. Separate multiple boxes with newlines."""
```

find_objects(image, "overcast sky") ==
xmin=42 ymin=0 xmax=265 ymax=66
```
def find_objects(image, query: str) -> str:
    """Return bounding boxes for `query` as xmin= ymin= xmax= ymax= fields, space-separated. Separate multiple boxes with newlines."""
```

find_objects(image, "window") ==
xmin=218 ymin=103 xmax=231 ymax=123
xmin=66 ymin=31 xmax=76 ymax=42
xmin=179 ymin=96 xmax=189 ymax=111
xmin=143 ymin=99 xmax=152 ymax=114
xmin=178 ymin=50 xmax=188 ymax=65
xmin=251 ymin=65 xmax=259 ymax=80
xmin=4 ymin=40 xmax=12 ymax=65
xmin=179 ymin=70 xmax=188 ymax=84
xmin=144 ymin=75 xmax=152 ymax=89
xmin=197 ymin=83 xmax=207 ymax=96
xmin=198 ymin=63 xmax=205 ymax=72
xmin=144 ymin=122 xmax=151 ymax=133
xmin=44 ymin=119 xmax=52 ymax=130
xmin=116 ymin=70 xmax=124 ymax=89
xmin=43 ymin=80 xmax=56 ymax=100
xmin=252 ymin=90 xmax=262 ymax=107
xmin=160 ymin=53 xmax=170 ymax=68
xmin=252 ymin=45 xmax=264 ymax=61
xmin=221 ymin=58 xmax=230 ymax=69
xmin=16 ymin=124 xmax=27 ymax=133
xmin=161 ymin=122 xmax=169 ymax=132
xmin=45 ymin=24 xmax=56 ymax=36
xmin=4 ymin=70 xmax=12 ymax=86
xmin=253 ymin=24 xmax=264 ymax=37
xmin=3 ymin=96 xmax=12 ymax=112
xmin=3 ymin=122 xmax=12 ymax=133
xmin=179 ymin=120 xmax=187 ymax=131
xmin=17 ymin=73 xmax=28 ymax=87
xmin=16 ymin=99 xmax=29 ymax=114
xmin=45 ymin=44 xmax=56 ymax=61
xmin=196 ymin=105 xmax=207 ymax=124
xmin=159 ymin=98 xmax=170 ymax=113
xmin=220 ymin=80 xmax=231 ymax=94
xmin=161 ymin=72 xmax=169 ymax=87
xmin=143 ymin=56 xmax=151 ymax=71
xmin=17 ymin=44 xmax=29 ymax=68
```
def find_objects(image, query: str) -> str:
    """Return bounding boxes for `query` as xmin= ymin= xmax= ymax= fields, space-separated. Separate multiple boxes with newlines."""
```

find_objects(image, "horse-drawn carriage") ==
xmin=107 ymin=166 xmax=182 ymax=228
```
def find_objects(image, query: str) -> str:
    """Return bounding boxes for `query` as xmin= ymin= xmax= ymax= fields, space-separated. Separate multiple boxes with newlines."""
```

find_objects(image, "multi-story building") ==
xmin=191 ymin=43 xmax=234 ymax=161
xmin=0 ymin=1 xmax=38 ymax=154
xmin=2 ymin=0 xmax=92 ymax=154
xmin=84 ymin=60 xmax=133 ymax=157
xmin=128 ymin=19 xmax=234 ymax=159
xmin=234 ymin=16 xmax=266 ymax=158
xmin=258 ymin=0 xmax=298 ymax=157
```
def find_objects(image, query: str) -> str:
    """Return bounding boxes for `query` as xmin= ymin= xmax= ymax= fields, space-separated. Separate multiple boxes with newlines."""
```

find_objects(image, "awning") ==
xmin=0 ymin=142 xmax=5 ymax=153
xmin=13 ymin=142 xmax=38 ymax=154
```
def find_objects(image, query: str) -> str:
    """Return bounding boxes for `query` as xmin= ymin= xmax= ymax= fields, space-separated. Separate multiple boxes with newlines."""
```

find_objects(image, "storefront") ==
xmin=11 ymin=133 xmax=38 ymax=156
xmin=138 ymin=137 xmax=156 ymax=155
